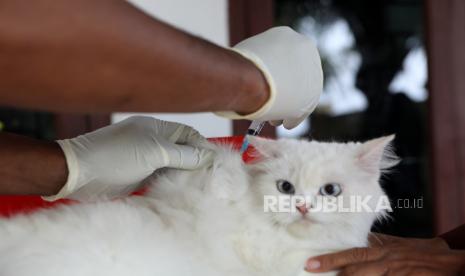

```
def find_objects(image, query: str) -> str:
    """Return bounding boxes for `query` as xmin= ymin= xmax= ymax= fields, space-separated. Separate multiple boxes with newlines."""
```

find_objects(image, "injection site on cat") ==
xmin=240 ymin=120 xmax=266 ymax=154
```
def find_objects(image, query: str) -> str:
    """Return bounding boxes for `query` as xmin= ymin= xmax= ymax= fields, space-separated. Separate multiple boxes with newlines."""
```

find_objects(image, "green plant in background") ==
xmin=0 ymin=120 xmax=4 ymax=131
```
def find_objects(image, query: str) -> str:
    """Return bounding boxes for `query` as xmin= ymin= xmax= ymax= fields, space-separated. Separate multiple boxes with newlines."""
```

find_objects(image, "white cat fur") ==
xmin=0 ymin=136 xmax=397 ymax=276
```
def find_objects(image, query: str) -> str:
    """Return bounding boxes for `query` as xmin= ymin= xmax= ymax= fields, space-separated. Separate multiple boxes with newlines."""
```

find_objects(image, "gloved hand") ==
xmin=44 ymin=116 xmax=214 ymax=202
xmin=217 ymin=26 xmax=323 ymax=129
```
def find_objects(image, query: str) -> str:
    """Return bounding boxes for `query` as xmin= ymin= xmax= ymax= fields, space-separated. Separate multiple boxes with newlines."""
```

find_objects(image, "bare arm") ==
xmin=0 ymin=0 xmax=268 ymax=114
xmin=0 ymin=132 xmax=67 ymax=196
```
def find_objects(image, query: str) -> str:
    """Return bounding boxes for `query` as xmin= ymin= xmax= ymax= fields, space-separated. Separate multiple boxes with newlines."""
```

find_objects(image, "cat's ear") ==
xmin=357 ymin=135 xmax=399 ymax=173
xmin=247 ymin=136 xmax=281 ymax=159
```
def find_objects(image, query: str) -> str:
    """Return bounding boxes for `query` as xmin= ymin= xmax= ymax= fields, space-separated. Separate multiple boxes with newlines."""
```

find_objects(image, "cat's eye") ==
xmin=276 ymin=180 xmax=295 ymax=195
xmin=319 ymin=183 xmax=342 ymax=197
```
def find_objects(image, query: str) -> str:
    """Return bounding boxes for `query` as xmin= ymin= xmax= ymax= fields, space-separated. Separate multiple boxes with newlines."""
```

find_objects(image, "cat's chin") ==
xmin=286 ymin=218 xmax=313 ymax=239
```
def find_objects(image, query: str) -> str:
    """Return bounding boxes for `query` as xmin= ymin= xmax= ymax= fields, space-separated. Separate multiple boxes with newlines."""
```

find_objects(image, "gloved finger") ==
xmin=168 ymin=125 xmax=207 ymax=146
xmin=283 ymin=113 xmax=309 ymax=129
xmin=268 ymin=120 xmax=283 ymax=127
xmin=167 ymin=144 xmax=215 ymax=170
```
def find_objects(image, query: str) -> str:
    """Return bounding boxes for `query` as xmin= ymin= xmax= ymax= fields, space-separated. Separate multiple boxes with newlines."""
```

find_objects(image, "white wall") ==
xmin=112 ymin=0 xmax=232 ymax=137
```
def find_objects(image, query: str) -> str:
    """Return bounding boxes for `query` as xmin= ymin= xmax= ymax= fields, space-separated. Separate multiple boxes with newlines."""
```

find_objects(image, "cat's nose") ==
xmin=296 ymin=205 xmax=308 ymax=215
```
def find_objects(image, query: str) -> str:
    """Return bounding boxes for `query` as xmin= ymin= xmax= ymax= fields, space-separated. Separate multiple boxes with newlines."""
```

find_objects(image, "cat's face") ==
xmin=247 ymin=136 xmax=397 ymax=240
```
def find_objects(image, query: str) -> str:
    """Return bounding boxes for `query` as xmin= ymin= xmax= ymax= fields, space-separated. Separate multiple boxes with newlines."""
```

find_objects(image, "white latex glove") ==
xmin=44 ymin=116 xmax=214 ymax=202
xmin=217 ymin=26 xmax=323 ymax=129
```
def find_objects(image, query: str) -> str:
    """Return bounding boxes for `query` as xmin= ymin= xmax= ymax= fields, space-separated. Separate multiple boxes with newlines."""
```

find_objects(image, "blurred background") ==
xmin=1 ymin=0 xmax=464 ymax=237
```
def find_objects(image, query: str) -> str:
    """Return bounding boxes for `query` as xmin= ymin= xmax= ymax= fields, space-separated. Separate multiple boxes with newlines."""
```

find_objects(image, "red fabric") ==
xmin=0 ymin=136 xmax=258 ymax=217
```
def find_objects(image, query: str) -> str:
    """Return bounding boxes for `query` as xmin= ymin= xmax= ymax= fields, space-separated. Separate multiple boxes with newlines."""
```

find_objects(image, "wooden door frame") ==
xmin=54 ymin=114 xmax=110 ymax=139
xmin=426 ymin=0 xmax=465 ymax=234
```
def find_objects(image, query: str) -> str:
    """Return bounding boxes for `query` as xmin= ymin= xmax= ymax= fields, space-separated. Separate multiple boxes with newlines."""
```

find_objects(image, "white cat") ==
xmin=0 ymin=136 xmax=398 ymax=276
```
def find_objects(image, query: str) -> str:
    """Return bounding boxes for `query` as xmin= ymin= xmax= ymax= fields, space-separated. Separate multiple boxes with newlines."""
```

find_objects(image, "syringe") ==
xmin=239 ymin=120 xmax=266 ymax=154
